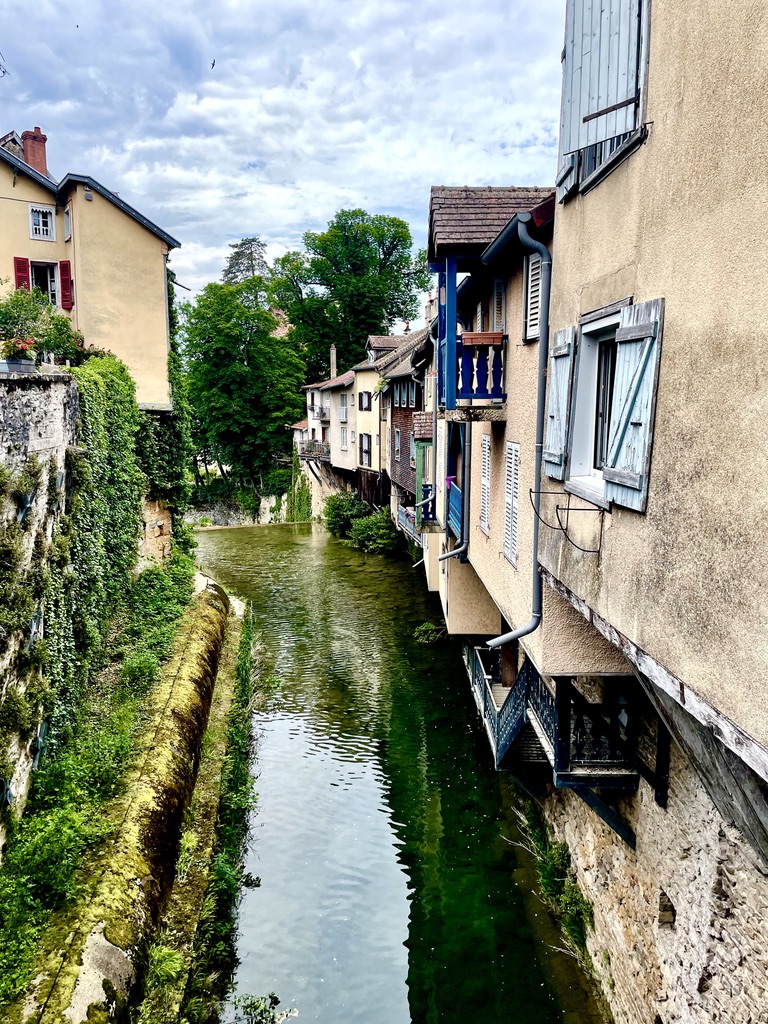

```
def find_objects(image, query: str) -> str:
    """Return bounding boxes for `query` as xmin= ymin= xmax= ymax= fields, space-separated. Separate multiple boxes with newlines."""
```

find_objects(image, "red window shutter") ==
xmin=14 ymin=257 xmax=30 ymax=290
xmin=59 ymin=260 xmax=73 ymax=309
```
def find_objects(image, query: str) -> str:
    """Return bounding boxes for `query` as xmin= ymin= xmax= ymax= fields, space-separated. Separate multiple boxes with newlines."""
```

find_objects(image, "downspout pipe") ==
xmin=485 ymin=213 xmax=552 ymax=648
xmin=438 ymin=423 xmax=471 ymax=561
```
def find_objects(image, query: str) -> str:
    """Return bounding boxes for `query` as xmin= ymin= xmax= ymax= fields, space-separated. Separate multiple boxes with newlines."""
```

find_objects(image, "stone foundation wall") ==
xmin=545 ymin=742 xmax=768 ymax=1024
xmin=138 ymin=497 xmax=173 ymax=563
xmin=0 ymin=375 xmax=79 ymax=837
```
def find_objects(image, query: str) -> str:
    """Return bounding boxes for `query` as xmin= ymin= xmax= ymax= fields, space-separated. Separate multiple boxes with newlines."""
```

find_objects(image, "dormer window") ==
xmin=29 ymin=204 xmax=56 ymax=241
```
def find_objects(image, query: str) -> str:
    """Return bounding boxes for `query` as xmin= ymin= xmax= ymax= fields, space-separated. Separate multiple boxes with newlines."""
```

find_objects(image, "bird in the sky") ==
xmin=211 ymin=59 xmax=215 ymax=69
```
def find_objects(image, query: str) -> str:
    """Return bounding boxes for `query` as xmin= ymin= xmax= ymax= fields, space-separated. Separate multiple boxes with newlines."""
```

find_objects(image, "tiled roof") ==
xmin=352 ymin=327 xmax=429 ymax=374
xmin=320 ymin=370 xmax=355 ymax=391
xmin=367 ymin=336 xmax=402 ymax=350
xmin=291 ymin=419 xmax=308 ymax=430
xmin=428 ymin=186 xmax=554 ymax=260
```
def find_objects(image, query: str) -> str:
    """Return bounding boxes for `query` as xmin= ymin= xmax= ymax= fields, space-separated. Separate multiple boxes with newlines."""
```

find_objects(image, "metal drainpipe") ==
xmin=438 ymin=423 xmax=471 ymax=561
xmin=487 ymin=214 xmax=551 ymax=648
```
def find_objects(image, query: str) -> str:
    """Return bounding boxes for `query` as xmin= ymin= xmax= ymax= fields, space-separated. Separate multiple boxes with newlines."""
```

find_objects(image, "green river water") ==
xmin=195 ymin=524 xmax=604 ymax=1024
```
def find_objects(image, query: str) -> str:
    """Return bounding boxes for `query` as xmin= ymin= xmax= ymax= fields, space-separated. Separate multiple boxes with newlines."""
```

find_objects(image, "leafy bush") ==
xmin=323 ymin=491 xmax=369 ymax=537
xmin=121 ymin=650 xmax=160 ymax=691
xmin=349 ymin=507 xmax=401 ymax=555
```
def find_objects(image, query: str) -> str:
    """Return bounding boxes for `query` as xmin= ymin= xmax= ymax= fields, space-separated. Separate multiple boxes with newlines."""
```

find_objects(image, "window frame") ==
xmin=394 ymin=427 xmax=401 ymax=462
xmin=565 ymin=310 xmax=622 ymax=508
xmin=30 ymin=261 xmax=59 ymax=306
xmin=340 ymin=427 xmax=348 ymax=450
xmin=63 ymin=205 xmax=72 ymax=242
xmin=29 ymin=204 xmax=56 ymax=241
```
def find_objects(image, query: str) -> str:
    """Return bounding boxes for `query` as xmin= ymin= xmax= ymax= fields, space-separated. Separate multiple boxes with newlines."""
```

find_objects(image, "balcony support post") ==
xmin=445 ymin=257 xmax=457 ymax=411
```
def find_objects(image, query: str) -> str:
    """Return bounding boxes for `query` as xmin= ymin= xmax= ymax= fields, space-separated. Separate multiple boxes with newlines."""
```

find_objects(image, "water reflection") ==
xmin=196 ymin=525 xmax=602 ymax=1024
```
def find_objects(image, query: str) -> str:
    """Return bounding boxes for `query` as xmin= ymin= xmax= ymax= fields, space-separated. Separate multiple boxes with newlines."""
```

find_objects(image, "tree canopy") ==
xmin=181 ymin=279 xmax=305 ymax=487
xmin=271 ymin=210 xmax=430 ymax=381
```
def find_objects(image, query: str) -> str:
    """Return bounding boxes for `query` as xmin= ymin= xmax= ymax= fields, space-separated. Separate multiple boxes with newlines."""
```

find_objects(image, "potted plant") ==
xmin=0 ymin=334 xmax=38 ymax=373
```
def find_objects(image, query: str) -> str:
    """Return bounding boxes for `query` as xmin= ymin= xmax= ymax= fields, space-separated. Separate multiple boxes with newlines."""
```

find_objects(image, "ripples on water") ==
xmin=196 ymin=524 xmax=603 ymax=1024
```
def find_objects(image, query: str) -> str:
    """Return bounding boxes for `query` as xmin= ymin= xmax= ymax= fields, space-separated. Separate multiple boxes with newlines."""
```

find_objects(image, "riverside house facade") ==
xmin=0 ymin=127 xmax=179 ymax=409
xmin=417 ymin=1 xmax=768 ymax=1021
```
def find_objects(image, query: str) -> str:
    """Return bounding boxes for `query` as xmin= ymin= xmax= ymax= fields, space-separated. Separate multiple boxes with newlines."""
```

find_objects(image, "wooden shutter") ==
xmin=480 ymin=435 xmax=491 ymax=534
xmin=59 ymin=260 xmax=73 ymax=309
xmin=525 ymin=255 xmax=542 ymax=340
xmin=14 ymin=257 xmax=30 ymax=290
xmin=493 ymin=280 xmax=505 ymax=332
xmin=604 ymin=298 xmax=664 ymax=512
xmin=556 ymin=0 xmax=642 ymax=194
xmin=543 ymin=326 xmax=576 ymax=479
xmin=476 ymin=301 xmax=483 ymax=333
xmin=504 ymin=442 xmax=520 ymax=564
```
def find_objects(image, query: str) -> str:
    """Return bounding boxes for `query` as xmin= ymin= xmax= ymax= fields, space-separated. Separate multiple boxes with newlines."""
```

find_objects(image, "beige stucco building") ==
xmin=0 ymin=127 xmax=179 ymax=408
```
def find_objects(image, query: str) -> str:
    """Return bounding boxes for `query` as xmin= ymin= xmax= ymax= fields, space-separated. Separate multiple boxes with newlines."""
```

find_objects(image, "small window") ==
xmin=524 ymin=255 xmax=542 ymax=341
xmin=63 ymin=206 xmax=72 ymax=241
xmin=340 ymin=428 xmax=348 ymax=450
xmin=29 ymin=204 xmax=56 ymax=241
xmin=359 ymin=433 xmax=372 ymax=467
xmin=359 ymin=391 xmax=372 ymax=411
xmin=409 ymin=381 xmax=416 ymax=407
xmin=394 ymin=385 xmax=400 ymax=408
xmin=395 ymin=428 xmax=401 ymax=461
xmin=480 ymin=435 xmax=491 ymax=535
xmin=409 ymin=432 xmax=416 ymax=469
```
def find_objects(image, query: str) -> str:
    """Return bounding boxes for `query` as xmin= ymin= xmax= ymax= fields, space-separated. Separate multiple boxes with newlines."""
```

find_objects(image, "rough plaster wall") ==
xmin=541 ymin=0 xmax=768 ymax=753
xmin=544 ymin=742 xmax=768 ymax=1024
xmin=0 ymin=376 xmax=79 ymax=846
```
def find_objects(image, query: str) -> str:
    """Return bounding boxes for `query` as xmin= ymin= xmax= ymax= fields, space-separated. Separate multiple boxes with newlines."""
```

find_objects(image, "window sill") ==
xmin=578 ymin=127 xmax=647 ymax=197
xmin=564 ymin=478 xmax=611 ymax=511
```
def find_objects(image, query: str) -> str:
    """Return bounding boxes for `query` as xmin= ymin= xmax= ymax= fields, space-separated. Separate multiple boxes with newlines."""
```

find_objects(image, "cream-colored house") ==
xmin=0 ymin=127 xmax=180 ymax=409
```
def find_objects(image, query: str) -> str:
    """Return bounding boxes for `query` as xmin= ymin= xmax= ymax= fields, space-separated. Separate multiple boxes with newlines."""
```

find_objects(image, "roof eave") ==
xmin=57 ymin=174 xmax=181 ymax=249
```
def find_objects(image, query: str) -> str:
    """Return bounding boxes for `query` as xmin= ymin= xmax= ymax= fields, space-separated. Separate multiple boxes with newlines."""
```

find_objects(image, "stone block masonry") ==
xmin=544 ymin=741 xmax=768 ymax=1024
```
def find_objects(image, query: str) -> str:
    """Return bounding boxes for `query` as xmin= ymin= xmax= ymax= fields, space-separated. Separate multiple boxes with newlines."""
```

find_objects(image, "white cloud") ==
xmin=0 ymin=0 xmax=565 ymax=303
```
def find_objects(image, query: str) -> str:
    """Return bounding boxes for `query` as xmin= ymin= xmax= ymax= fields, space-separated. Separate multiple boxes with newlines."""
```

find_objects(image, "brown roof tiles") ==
xmin=428 ymin=186 xmax=554 ymax=261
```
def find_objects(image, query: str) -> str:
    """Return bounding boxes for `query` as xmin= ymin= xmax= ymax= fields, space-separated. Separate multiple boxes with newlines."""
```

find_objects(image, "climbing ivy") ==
xmin=45 ymin=355 xmax=144 ymax=742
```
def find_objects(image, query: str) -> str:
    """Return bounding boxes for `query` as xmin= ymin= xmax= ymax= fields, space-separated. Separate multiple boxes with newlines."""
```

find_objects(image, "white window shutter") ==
xmin=480 ymin=435 xmax=491 ymax=534
xmin=525 ymin=255 xmax=542 ymax=341
xmin=504 ymin=442 xmax=520 ymax=565
xmin=604 ymin=298 xmax=664 ymax=512
xmin=543 ymin=327 xmax=576 ymax=480
xmin=493 ymin=280 xmax=505 ymax=332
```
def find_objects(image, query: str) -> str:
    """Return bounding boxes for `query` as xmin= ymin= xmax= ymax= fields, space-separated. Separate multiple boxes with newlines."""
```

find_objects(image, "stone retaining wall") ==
xmin=546 ymin=742 xmax=768 ymax=1024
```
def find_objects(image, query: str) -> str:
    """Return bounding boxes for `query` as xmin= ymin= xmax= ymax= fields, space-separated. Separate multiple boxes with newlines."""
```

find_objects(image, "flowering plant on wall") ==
xmin=1 ymin=335 xmax=36 ymax=360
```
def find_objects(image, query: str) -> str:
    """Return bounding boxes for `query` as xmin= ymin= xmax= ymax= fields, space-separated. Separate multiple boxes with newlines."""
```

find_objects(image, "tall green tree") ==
xmin=222 ymin=237 xmax=270 ymax=285
xmin=271 ymin=210 xmax=430 ymax=381
xmin=181 ymin=279 xmax=305 ymax=488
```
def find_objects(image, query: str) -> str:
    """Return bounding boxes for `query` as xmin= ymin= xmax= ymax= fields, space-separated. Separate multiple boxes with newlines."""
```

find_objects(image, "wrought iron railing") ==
xmin=463 ymin=643 xmax=527 ymax=766
xmin=527 ymin=671 xmax=557 ymax=751
xmin=447 ymin=481 xmax=463 ymax=539
xmin=298 ymin=440 xmax=331 ymax=460
xmin=456 ymin=332 xmax=507 ymax=403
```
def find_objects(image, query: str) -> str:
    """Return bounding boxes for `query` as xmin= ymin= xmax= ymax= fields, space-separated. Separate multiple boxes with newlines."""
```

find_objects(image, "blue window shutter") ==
xmin=604 ymin=298 xmax=664 ymax=512
xmin=544 ymin=327 xmax=576 ymax=480
xmin=556 ymin=0 xmax=642 ymax=198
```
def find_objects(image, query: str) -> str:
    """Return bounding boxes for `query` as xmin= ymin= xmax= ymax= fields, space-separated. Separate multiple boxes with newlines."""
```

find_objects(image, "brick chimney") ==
xmin=330 ymin=344 xmax=337 ymax=378
xmin=21 ymin=127 xmax=48 ymax=176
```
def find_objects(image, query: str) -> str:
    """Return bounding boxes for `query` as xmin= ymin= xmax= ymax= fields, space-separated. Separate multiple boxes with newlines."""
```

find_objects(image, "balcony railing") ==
xmin=461 ymin=645 xmax=640 ymax=790
xmin=396 ymin=506 xmax=422 ymax=547
xmin=447 ymin=481 xmax=463 ymax=539
xmin=338 ymin=407 xmax=348 ymax=423
xmin=298 ymin=440 xmax=330 ymax=461
xmin=416 ymin=484 xmax=436 ymax=527
xmin=456 ymin=332 xmax=507 ymax=403
xmin=319 ymin=404 xmax=330 ymax=420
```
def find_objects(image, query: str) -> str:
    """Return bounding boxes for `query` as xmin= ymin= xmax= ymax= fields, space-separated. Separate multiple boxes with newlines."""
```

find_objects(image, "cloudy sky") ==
xmin=0 ymin=0 xmax=565 ymax=303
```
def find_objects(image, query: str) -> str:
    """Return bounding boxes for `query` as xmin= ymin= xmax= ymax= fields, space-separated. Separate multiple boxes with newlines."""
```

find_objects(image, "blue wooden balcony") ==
xmin=457 ymin=332 xmax=507 ymax=404
xmin=417 ymin=484 xmax=436 ymax=527
xmin=446 ymin=481 xmax=463 ymax=539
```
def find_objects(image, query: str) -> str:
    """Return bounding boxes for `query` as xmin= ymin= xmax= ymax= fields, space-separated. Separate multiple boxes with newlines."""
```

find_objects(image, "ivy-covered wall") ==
xmin=0 ymin=356 xmax=145 ymax=839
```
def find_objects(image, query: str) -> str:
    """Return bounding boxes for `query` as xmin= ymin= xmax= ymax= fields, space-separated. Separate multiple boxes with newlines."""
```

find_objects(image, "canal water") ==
xmin=196 ymin=524 xmax=603 ymax=1024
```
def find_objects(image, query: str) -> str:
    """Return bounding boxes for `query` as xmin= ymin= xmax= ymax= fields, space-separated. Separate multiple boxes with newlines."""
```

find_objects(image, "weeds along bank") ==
xmin=0 ymin=356 xmax=253 ymax=1022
